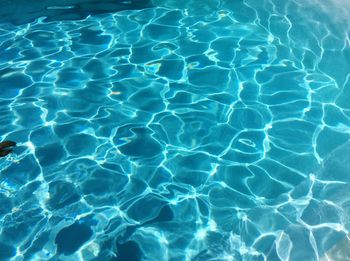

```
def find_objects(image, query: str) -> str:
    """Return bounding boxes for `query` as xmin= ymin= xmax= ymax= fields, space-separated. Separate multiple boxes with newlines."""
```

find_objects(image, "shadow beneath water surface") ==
xmin=0 ymin=0 xmax=153 ymax=25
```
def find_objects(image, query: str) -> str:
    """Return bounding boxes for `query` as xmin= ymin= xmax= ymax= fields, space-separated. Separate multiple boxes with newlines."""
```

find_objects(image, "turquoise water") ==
xmin=0 ymin=0 xmax=350 ymax=260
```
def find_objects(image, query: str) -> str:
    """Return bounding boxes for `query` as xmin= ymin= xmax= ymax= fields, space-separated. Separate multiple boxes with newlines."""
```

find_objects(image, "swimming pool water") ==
xmin=0 ymin=0 xmax=350 ymax=260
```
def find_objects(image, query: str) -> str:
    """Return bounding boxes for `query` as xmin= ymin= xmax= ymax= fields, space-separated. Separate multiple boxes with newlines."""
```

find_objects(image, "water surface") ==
xmin=0 ymin=0 xmax=350 ymax=260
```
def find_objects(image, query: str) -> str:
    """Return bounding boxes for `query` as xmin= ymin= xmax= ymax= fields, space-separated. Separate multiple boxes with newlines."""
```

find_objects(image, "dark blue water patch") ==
xmin=55 ymin=67 xmax=89 ymax=90
xmin=13 ymin=107 xmax=42 ymax=130
xmin=81 ymin=166 xmax=128 ymax=194
xmin=23 ymin=231 xmax=51 ymax=260
xmin=0 ymin=154 xmax=41 ymax=185
xmin=126 ymin=83 xmax=166 ymax=113
xmin=0 ymin=194 xmax=13 ymax=216
xmin=0 ymin=71 xmax=32 ymax=99
xmin=53 ymin=120 xmax=92 ymax=139
xmin=153 ymin=59 xmax=184 ymax=81
xmin=186 ymin=54 xmax=216 ymax=68
xmin=143 ymin=23 xmax=180 ymax=41
xmin=114 ymin=241 xmax=142 ymax=261
xmin=122 ymin=204 xmax=173 ymax=238
xmin=146 ymin=204 xmax=173 ymax=224
xmin=153 ymin=10 xmax=183 ymax=26
xmin=253 ymin=235 xmax=279 ymax=261
xmin=0 ymin=106 xmax=14 ymax=134
xmin=36 ymin=142 xmax=66 ymax=168
xmin=192 ymin=248 xmax=241 ymax=261
xmin=188 ymin=67 xmax=230 ymax=88
xmin=47 ymin=180 xmax=81 ymax=210
xmin=117 ymin=127 xmax=162 ymax=158
xmin=0 ymin=241 xmax=16 ymax=260
xmin=0 ymin=0 xmax=153 ymax=25
xmin=16 ymin=181 xmax=42 ymax=201
xmin=211 ymin=37 xmax=239 ymax=62
xmin=82 ymin=59 xmax=110 ymax=79
xmin=118 ymin=204 xmax=173 ymax=247
xmin=191 ymin=249 xmax=217 ymax=261
xmin=126 ymin=195 xmax=169 ymax=223
xmin=65 ymin=133 xmax=97 ymax=156
xmin=30 ymin=126 xmax=57 ymax=147
xmin=25 ymin=31 xmax=57 ymax=48
xmin=55 ymin=222 xmax=93 ymax=255
xmin=1 ymin=205 xmax=45 ymax=245
xmin=70 ymin=28 xmax=112 ymax=51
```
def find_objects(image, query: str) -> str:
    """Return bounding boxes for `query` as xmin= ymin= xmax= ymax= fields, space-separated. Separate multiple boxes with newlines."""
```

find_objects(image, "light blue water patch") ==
xmin=0 ymin=0 xmax=350 ymax=260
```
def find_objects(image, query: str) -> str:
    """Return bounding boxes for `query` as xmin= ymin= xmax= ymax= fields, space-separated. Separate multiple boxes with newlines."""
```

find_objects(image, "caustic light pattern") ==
xmin=0 ymin=0 xmax=350 ymax=260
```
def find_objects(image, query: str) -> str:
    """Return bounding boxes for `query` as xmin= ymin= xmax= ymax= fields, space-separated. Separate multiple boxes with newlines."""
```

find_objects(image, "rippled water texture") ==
xmin=0 ymin=0 xmax=350 ymax=260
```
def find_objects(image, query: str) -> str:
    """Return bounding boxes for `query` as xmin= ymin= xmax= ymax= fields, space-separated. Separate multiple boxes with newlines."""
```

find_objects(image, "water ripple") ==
xmin=1 ymin=0 xmax=350 ymax=260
